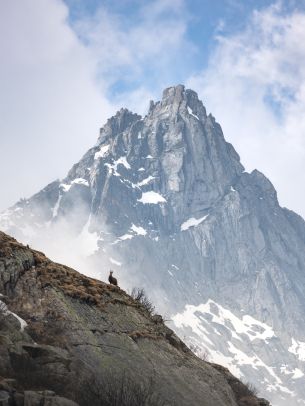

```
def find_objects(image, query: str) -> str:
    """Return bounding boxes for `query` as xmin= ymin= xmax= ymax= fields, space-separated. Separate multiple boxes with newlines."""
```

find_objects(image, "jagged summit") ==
xmin=1 ymin=85 xmax=305 ymax=405
xmin=99 ymin=85 xmax=207 ymax=145
xmin=159 ymin=84 xmax=207 ymax=119
xmin=98 ymin=107 xmax=141 ymax=144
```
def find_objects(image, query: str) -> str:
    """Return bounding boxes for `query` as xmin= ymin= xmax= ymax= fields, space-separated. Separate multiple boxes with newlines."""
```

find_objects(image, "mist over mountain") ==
xmin=1 ymin=85 xmax=305 ymax=405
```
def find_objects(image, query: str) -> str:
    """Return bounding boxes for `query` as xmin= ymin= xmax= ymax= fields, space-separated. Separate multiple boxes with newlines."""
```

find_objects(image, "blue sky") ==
xmin=62 ymin=0 xmax=304 ymax=101
xmin=1 ymin=0 xmax=305 ymax=217
xmin=64 ymin=0 xmax=279 ymax=98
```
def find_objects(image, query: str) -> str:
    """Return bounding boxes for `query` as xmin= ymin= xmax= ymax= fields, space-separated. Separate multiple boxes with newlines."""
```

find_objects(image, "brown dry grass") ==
xmin=0 ymin=231 xmax=189 ymax=355
xmin=128 ymin=330 xmax=162 ymax=341
xmin=0 ymin=231 xmax=141 ymax=312
xmin=0 ymin=232 xmax=31 ymax=258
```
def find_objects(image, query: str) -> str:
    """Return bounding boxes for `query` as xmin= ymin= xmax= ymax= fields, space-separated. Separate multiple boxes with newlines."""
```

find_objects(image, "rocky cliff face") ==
xmin=1 ymin=85 xmax=305 ymax=405
xmin=0 ymin=231 xmax=270 ymax=406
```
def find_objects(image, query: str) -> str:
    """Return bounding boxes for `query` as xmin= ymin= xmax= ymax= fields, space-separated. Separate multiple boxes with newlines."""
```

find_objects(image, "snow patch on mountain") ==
xmin=119 ymin=234 xmax=133 ymax=241
xmin=171 ymin=300 xmax=302 ymax=399
xmin=181 ymin=215 xmax=209 ymax=231
xmin=280 ymin=365 xmax=304 ymax=379
xmin=187 ymin=106 xmax=199 ymax=120
xmin=133 ymin=176 xmax=155 ymax=188
xmin=138 ymin=191 xmax=166 ymax=204
xmin=172 ymin=299 xmax=276 ymax=343
xmin=105 ymin=156 xmax=131 ymax=176
xmin=116 ymin=156 xmax=131 ymax=169
xmin=131 ymin=224 xmax=147 ymax=236
xmin=94 ymin=144 xmax=110 ymax=160
xmin=60 ymin=178 xmax=89 ymax=192
xmin=289 ymin=339 xmax=305 ymax=361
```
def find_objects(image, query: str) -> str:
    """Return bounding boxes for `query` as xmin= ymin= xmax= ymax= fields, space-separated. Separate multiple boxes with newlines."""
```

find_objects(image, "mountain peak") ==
xmin=161 ymin=84 xmax=186 ymax=104
xmin=161 ymin=84 xmax=200 ymax=104
xmin=155 ymin=84 xmax=207 ymax=120
xmin=2 ymin=85 xmax=305 ymax=405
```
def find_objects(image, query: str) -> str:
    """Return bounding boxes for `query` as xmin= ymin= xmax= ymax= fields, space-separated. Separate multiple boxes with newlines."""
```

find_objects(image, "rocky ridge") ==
xmin=0 ymin=231 xmax=270 ymax=406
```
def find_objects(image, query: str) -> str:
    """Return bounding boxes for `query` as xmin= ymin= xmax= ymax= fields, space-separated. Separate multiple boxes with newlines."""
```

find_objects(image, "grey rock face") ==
xmin=1 ymin=85 xmax=305 ymax=404
xmin=0 ymin=231 xmax=266 ymax=406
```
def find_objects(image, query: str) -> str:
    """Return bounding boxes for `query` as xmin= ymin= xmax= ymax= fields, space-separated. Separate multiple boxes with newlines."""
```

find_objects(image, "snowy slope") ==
xmin=172 ymin=300 xmax=305 ymax=405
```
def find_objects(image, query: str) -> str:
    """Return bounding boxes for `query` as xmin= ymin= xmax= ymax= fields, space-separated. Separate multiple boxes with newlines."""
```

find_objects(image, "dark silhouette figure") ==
xmin=108 ymin=270 xmax=118 ymax=286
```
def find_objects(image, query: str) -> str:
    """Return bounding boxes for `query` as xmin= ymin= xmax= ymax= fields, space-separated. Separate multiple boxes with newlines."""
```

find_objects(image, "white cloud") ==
xmin=72 ymin=0 xmax=194 ymax=113
xmin=74 ymin=0 xmax=190 ymax=71
xmin=188 ymin=3 xmax=305 ymax=217
xmin=0 ymin=0 xmax=115 ymax=211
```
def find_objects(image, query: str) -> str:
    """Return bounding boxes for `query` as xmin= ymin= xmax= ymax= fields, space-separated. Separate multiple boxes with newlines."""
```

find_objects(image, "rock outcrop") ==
xmin=0 ymin=231 xmax=270 ymax=406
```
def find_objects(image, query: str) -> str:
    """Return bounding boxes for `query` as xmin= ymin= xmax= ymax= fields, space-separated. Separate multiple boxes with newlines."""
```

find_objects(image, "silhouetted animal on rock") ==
xmin=108 ymin=270 xmax=118 ymax=286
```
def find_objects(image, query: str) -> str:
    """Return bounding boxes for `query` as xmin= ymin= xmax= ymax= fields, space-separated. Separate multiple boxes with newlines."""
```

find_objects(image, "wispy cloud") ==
xmin=188 ymin=2 xmax=305 ymax=217
xmin=71 ymin=0 xmax=195 ymax=112
xmin=0 ymin=0 xmax=115 ymax=210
